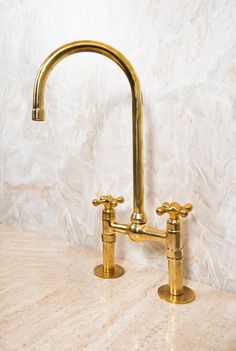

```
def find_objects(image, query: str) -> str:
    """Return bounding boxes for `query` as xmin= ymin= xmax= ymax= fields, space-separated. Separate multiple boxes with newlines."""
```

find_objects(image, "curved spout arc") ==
xmin=32 ymin=40 xmax=146 ymax=223
xmin=33 ymin=41 xmax=141 ymax=116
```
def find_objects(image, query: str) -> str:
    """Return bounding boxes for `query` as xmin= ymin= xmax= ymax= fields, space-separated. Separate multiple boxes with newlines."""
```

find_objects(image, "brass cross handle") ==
xmin=156 ymin=202 xmax=193 ymax=220
xmin=92 ymin=195 xmax=124 ymax=209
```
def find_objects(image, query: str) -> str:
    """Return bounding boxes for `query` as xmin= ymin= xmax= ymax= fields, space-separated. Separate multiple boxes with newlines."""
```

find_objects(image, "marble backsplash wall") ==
xmin=0 ymin=0 xmax=236 ymax=291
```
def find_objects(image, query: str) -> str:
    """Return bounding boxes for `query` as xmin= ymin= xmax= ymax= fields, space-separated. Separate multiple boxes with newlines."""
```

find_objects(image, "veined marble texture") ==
xmin=1 ymin=225 xmax=236 ymax=351
xmin=0 ymin=1 xmax=236 ymax=292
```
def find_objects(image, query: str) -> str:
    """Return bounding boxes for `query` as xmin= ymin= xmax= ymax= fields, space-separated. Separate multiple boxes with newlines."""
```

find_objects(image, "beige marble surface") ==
xmin=0 ymin=224 xmax=236 ymax=351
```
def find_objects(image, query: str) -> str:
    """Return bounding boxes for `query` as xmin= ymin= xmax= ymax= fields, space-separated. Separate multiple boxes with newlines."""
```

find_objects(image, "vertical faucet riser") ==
xmin=93 ymin=195 xmax=125 ymax=278
xmin=157 ymin=202 xmax=195 ymax=303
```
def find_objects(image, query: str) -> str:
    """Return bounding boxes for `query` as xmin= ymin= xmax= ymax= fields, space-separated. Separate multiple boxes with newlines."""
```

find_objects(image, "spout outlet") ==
xmin=32 ymin=108 xmax=45 ymax=121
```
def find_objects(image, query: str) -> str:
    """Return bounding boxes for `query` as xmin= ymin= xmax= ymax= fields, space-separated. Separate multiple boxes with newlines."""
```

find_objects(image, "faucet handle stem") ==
xmin=92 ymin=195 xmax=124 ymax=210
xmin=92 ymin=195 xmax=125 ymax=279
xmin=156 ymin=202 xmax=193 ymax=220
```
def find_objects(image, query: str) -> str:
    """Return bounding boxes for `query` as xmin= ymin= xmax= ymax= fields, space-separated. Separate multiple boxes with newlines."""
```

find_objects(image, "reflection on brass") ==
xmin=32 ymin=40 xmax=195 ymax=304
xmin=93 ymin=195 xmax=125 ymax=278
xmin=157 ymin=285 xmax=195 ymax=304
xmin=32 ymin=40 xmax=146 ymax=224
xmin=156 ymin=202 xmax=195 ymax=303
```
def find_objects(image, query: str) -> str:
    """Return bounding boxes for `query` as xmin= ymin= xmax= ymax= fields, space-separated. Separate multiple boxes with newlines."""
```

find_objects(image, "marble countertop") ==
xmin=0 ymin=224 xmax=235 ymax=351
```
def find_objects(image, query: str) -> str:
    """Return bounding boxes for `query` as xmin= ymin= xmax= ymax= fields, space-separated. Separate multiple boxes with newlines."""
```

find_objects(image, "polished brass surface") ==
xmin=158 ymin=285 xmax=196 ymax=304
xmin=32 ymin=40 xmax=195 ymax=304
xmin=32 ymin=40 xmax=146 ymax=224
xmin=92 ymin=195 xmax=125 ymax=278
xmin=93 ymin=195 xmax=124 ymax=209
xmin=94 ymin=264 xmax=125 ymax=279
xmin=157 ymin=202 xmax=195 ymax=302
xmin=156 ymin=202 xmax=193 ymax=220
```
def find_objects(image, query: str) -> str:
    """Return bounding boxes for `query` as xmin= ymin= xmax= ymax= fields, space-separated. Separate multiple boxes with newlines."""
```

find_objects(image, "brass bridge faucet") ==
xmin=32 ymin=40 xmax=195 ymax=304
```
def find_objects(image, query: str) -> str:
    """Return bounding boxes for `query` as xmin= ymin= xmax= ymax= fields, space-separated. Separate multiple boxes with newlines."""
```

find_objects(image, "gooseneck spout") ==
xmin=32 ymin=40 xmax=146 ymax=224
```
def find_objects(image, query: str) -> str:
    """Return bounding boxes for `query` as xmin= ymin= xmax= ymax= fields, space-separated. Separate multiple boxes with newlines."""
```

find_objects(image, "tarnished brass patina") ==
xmin=32 ymin=40 xmax=195 ymax=304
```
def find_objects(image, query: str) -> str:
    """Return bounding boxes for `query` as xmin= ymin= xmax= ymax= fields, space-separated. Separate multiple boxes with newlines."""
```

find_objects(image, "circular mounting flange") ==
xmin=94 ymin=264 xmax=125 ymax=279
xmin=158 ymin=284 xmax=195 ymax=304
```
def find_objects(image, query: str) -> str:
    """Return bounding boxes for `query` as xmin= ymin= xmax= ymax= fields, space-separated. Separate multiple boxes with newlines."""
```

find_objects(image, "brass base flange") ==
xmin=158 ymin=284 xmax=195 ymax=304
xmin=94 ymin=264 xmax=125 ymax=279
